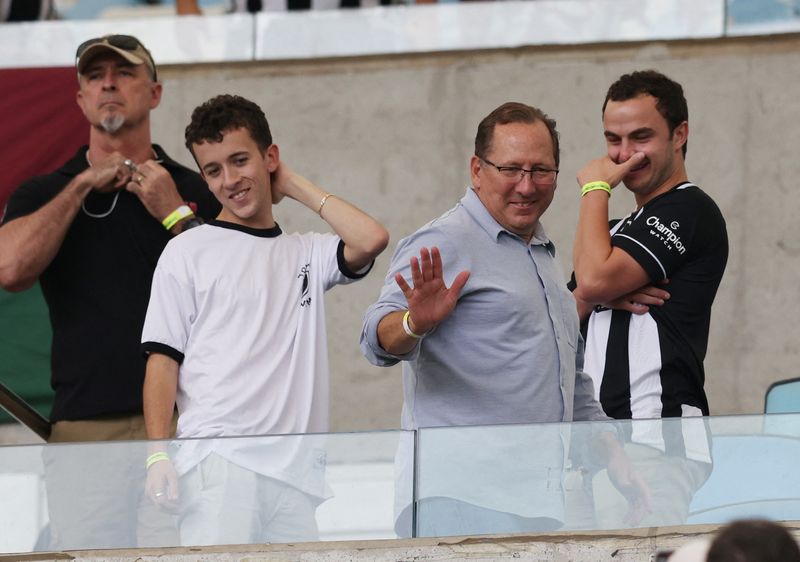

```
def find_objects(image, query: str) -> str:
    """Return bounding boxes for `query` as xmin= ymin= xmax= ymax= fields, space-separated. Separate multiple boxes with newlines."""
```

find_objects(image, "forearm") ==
xmin=573 ymin=192 xmax=615 ymax=303
xmin=575 ymin=292 xmax=595 ymax=324
xmin=143 ymin=354 xmax=179 ymax=450
xmin=175 ymin=0 xmax=201 ymax=13
xmin=376 ymin=310 xmax=421 ymax=356
xmin=282 ymin=173 xmax=389 ymax=270
xmin=0 ymin=175 xmax=93 ymax=291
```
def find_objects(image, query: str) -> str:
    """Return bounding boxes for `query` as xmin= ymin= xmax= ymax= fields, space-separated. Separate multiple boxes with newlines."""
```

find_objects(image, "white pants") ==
xmin=179 ymin=453 xmax=319 ymax=546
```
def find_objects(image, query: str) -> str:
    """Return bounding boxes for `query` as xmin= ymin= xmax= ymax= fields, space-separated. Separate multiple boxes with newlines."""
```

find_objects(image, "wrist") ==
xmin=402 ymin=310 xmax=429 ymax=339
xmin=580 ymin=181 xmax=611 ymax=197
xmin=317 ymin=193 xmax=334 ymax=215
xmin=162 ymin=205 xmax=194 ymax=231
xmin=146 ymin=451 xmax=170 ymax=470
xmin=178 ymin=216 xmax=203 ymax=234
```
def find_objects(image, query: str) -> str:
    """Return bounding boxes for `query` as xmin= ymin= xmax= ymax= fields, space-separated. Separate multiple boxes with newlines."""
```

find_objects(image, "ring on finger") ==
xmin=155 ymin=491 xmax=165 ymax=498
xmin=135 ymin=174 xmax=144 ymax=184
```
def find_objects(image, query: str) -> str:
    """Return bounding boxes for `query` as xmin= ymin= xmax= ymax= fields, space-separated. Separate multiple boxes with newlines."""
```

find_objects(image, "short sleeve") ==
xmin=2 ymin=178 xmax=59 ymax=224
xmin=611 ymin=189 xmax=700 ymax=282
xmin=141 ymin=243 xmax=197 ymax=364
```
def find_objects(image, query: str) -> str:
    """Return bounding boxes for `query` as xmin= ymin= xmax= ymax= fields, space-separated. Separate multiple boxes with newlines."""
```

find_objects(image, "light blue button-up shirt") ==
xmin=361 ymin=188 xmax=607 ymax=430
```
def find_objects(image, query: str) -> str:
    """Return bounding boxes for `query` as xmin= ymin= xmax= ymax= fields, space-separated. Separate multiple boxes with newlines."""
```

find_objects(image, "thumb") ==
xmin=448 ymin=270 xmax=470 ymax=294
xmin=620 ymin=152 xmax=645 ymax=173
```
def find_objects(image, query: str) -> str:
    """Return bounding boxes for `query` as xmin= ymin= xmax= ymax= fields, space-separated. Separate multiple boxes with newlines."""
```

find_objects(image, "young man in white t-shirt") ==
xmin=140 ymin=94 xmax=389 ymax=545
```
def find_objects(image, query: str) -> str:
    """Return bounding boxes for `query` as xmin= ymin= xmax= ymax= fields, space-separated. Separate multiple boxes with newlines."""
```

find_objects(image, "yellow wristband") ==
xmin=581 ymin=181 xmax=611 ymax=197
xmin=146 ymin=451 xmax=170 ymax=470
xmin=317 ymin=193 xmax=333 ymax=215
xmin=162 ymin=205 xmax=194 ymax=231
xmin=402 ymin=310 xmax=426 ymax=339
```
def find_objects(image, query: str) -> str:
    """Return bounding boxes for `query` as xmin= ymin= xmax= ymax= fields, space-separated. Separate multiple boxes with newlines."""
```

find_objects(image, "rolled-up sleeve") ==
xmin=360 ymin=226 xmax=461 ymax=367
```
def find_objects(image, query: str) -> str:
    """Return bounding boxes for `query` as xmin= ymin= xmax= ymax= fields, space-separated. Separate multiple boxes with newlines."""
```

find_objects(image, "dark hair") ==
xmin=185 ymin=94 xmax=273 ymax=157
xmin=603 ymin=69 xmax=688 ymax=157
xmin=706 ymin=520 xmax=800 ymax=562
xmin=474 ymin=102 xmax=560 ymax=167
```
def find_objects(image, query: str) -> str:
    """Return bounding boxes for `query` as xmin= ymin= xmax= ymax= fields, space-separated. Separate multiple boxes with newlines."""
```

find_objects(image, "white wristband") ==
xmin=402 ymin=310 xmax=426 ymax=339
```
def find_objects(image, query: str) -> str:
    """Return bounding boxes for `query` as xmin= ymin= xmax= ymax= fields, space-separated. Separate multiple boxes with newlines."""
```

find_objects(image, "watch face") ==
xmin=181 ymin=218 xmax=203 ymax=232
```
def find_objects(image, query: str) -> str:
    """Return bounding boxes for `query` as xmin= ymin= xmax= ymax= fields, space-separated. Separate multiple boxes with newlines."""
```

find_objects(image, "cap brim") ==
xmin=77 ymin=43 xmax=146 ymax=74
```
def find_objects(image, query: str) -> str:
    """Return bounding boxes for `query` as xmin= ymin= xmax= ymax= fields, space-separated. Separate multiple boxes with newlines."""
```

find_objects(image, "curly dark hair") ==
xmin=603 ymin=70 xmax=688 ymax=157
xmin=185 ymin=94 xmax=273 ymax=158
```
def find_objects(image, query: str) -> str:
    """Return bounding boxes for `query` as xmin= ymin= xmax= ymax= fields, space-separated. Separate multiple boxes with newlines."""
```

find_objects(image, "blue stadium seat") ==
xmin=765 ymin=377 xmax=800 ymax=414
xmin=688 ymin=433 xmax=800 ymax=524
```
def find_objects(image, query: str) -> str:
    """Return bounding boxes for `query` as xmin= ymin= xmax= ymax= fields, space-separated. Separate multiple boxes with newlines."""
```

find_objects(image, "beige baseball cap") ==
xmin=76 ymin=34 xmax=157 ymax=81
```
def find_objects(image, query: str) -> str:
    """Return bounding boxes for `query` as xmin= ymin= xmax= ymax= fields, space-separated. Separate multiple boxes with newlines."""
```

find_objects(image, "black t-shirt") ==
xmin=582 ymin=182 xmax=728 ymax=420
xmin=2 ymin=145 xmax=221 ymax=422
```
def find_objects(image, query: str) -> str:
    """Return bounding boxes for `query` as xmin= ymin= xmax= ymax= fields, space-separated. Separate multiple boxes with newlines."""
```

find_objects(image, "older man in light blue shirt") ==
xmin=361 ymin=102 xmax=606 ymax=430
xmin=360 ymin=102 xmax=643 ymax=536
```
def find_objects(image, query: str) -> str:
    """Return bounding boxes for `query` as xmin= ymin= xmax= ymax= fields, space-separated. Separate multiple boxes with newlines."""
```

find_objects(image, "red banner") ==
xmin=0 ymin=67 xmax=89 ymax=213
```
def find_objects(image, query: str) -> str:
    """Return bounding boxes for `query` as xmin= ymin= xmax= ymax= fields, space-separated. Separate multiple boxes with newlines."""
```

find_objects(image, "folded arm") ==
xmin=573 ymin=154 xmax=658 ymax=305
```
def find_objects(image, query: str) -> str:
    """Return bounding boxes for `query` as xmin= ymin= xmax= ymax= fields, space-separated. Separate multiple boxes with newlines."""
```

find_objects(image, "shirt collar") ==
xmin=460 ymin=186 xmax=555 ymax=254
xmin=63 ymin=144 xmax=180 ymax=176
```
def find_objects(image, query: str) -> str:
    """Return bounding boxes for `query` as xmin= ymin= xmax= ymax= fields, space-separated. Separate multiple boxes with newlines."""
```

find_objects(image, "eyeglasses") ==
xmin=76 ymin=35 xmax=157 ymax=81
xmin=479 ymin=157 xmax=558 ymax=185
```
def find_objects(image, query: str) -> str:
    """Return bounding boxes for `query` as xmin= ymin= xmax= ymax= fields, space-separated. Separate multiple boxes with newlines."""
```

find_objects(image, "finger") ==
xmin=419 ymin=247 xmax=432 ymax=283
xmin=430 ymin=246 xmax=443 ymax=281
xmin=619 ymin=152 xmax=646 ymax=174
xmin=448 ymin=270 xmax=470 ymax=295
xmin=631 ymin=293 xmax=664 ymax=306
xmin=409 ymin=256 xmax=423 ymax=288
xmin=395 ymin=273 xmax=412 ymax=297
xmin=125 ymin=179 xmax=141 ymax=195
xmin=628 ymin=302 xmax=650 ymax=315
xmin=637 ymin=286 xmax=670 ymax=300
xmin=112 ymin=165 xmax=129 ymax=189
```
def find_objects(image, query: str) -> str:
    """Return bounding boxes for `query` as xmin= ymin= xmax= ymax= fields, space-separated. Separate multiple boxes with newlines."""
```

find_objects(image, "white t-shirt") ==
xmin=142 ymin=220 xmax=367 ymax=494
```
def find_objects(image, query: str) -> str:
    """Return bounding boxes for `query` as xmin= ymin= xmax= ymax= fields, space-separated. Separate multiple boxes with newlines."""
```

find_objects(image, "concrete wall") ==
xmin=147 ymin=33 xmax=800 ymax=431
xmin=6 ymin=522 xmax=800 ymax=562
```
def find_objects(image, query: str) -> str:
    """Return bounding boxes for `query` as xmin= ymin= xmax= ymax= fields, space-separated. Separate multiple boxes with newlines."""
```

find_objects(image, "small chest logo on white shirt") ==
xmin=299 ymin=263 xmax=312 ymax=307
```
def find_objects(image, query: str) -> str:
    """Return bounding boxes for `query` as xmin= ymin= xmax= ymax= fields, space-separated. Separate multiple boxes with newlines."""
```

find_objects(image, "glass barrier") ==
xmin=415 ymin=414 xmax=800 ymax=537
xmin=0 ymin=429 xmax=413 ymax=554
xmin=3 ymin=414 xmax=800 ymax=552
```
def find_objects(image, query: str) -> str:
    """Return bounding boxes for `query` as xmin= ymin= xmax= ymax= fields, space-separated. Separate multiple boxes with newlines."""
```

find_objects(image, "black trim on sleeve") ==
xmin=337 ymin=239 xmax=373 ymax=279
xmin=141 ymin=342 xmax=185 ymax=365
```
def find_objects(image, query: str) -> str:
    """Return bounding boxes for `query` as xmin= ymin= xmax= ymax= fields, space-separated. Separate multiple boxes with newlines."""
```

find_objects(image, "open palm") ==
xmin=395 ymin=246 xmax=469 ymax=334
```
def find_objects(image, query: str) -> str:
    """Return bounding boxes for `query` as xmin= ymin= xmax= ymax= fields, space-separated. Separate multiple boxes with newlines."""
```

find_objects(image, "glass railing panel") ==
xmin=726 ymin=0 xmax=800 ymax=35
xmin=415 ymin=414 xmax=800 ymax=537
xmin=0 ymin=429 xmax=413 ymax=554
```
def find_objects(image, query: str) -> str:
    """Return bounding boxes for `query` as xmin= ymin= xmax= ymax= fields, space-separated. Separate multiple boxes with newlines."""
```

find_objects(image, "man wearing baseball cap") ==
xmin=0 ymin=34 xmax=220 ymax=549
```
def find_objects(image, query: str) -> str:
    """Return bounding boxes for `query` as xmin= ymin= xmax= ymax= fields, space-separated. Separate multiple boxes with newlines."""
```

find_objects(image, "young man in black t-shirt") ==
xmin=571 ymin=70 xmax=728 ymax=528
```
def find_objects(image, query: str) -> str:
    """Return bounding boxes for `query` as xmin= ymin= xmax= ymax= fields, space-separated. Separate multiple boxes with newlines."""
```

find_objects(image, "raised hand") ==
xmin=395 ymin=246 xmax=469 ymax=335
xmin=577 ymin=152 xmax=645 ymax=190
xmin=84 ymin=152 xmax=137 ymax=193
xmin=125 ymin=159 xmax=185 ymax=224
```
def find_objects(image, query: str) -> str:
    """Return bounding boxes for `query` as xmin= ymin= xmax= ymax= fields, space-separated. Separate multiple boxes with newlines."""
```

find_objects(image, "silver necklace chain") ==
xmin=81 ymin=151 xmax=120 ymax=219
